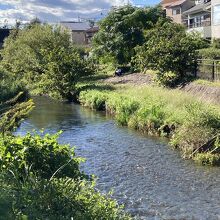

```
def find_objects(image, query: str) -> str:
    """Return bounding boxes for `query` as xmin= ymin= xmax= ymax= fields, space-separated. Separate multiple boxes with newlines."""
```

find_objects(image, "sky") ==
xmin=0 ymin=0 xmax=160 ymax=26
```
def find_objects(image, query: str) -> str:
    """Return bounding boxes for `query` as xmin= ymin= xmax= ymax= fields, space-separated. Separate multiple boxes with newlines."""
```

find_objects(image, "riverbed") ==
xmin=15 ymin=96 xmax=220 ymax=220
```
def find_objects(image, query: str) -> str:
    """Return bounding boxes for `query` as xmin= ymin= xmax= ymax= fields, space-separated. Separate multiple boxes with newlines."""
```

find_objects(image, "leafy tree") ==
xmin=93 ymin=5 xmax=168 ymax=65
xmin=1 ymin=24 xmax=93 ymax=101
xmin=133 ymin=22 xmax=207 ymax=86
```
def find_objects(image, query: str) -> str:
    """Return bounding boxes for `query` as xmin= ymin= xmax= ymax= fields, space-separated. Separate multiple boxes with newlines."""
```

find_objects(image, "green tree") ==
xmin=93 ymin=5 xmax=168 ymax=65
xmin=133 ymin=22 xmax=207 ymax=86
xmin=1 ymin=24 xmax=93 ymax=101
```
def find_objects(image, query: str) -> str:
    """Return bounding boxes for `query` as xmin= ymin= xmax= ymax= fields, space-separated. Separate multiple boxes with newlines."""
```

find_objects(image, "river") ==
xmin=15 ymin=96 xmax=220 ymax=220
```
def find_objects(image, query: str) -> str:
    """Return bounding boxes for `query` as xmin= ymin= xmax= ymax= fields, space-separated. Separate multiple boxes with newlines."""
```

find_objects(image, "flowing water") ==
xmin=15 ymin=96 xmax=220 ymax=220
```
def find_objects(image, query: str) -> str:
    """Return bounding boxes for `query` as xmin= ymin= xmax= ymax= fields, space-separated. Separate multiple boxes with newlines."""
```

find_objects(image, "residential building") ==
xmin=60 ymin=22 xmax=99 ymax=46
xmin=162 ymin=0 xmax=220 ymax=40
xmin=212 ymin=0 xmax=220 ymax=39
xmin=162 ymin=0 xmax=195 ymax=24
xmin=183 ymin=0 xmax=212 ymax=39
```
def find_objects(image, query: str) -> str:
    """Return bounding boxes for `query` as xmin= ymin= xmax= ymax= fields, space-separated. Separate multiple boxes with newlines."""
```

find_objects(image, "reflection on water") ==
xmin=16 ymin=96 xmax=220 ymax=220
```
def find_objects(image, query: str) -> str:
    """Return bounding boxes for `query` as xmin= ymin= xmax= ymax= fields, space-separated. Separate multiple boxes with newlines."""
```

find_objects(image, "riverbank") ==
xmin=78 ymin=74 xmax=220 ymax=166
xmin=101 ymin=72 xmax=220 ymax=105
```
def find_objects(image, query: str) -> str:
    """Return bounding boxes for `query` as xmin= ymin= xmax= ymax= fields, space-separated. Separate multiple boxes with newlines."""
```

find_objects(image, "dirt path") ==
xmin=102 ymin=73 xmax=153 ymax=85
xmin=102 ymin=73 xmax=220 ymax=105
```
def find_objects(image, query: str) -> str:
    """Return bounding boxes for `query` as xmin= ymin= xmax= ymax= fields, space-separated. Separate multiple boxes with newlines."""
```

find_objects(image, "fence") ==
xmin=195 ymin=59 xmax=220 ymax=81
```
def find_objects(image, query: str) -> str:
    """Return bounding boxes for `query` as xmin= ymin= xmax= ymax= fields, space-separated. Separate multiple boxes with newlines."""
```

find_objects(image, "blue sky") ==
xmin=0 ymin=0 xmax=161 ymax=25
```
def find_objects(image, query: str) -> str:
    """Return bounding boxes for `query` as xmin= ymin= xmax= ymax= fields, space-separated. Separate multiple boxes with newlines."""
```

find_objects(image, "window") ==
xmin=172 ymin=8 xmax=181 ymax=15
xmin=213 ymin=5 xmax=220 ymax=25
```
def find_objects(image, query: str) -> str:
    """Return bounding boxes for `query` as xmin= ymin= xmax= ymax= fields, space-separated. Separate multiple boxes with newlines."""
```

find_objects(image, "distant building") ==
xmin=161 ymin=0 xmax=195 ymax=24
xmin=60 ymin=22 xmax=99 ymax=46
xmin=211 ymin=0 xmax=220 ymax=39
xmin=161 ymin=0 xmax=220 ymax=40
xmin=0 ymin=28 xmax=11 ymax=48
xmin=183 ymin=0 xmax=212 ymax=39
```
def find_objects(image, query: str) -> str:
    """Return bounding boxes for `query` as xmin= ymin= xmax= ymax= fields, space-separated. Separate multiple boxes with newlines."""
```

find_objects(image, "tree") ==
xmin=1 ymin=24 xmax=93 ymax=101
xmin=133 ymin=22 xmax=207 ymax=86
xmin=92 ymin=5 xmax=168 ymax=65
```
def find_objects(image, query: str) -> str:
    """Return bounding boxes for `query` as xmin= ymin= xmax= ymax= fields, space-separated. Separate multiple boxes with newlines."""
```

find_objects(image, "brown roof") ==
xmin=161 ymin=0 xmax=187 ymax=8
xmin=161 ymin=0 xmax=178 ymax=4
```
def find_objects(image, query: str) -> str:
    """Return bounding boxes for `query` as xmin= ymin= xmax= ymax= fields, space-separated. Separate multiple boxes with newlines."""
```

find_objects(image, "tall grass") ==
xmin=79 ymin=85 xmax=220 ymax=165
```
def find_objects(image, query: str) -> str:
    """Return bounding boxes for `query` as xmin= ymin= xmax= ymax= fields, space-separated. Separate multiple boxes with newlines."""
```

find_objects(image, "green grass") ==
xmin=194 ymin=79 xmax=220 ymax=87
xmin=79 ymin=83 xmax=220 ymax=166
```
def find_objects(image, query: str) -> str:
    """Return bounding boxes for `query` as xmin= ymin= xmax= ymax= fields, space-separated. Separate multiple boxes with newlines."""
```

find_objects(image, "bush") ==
xmin=133 ymin=22 xmax=207 ymax=86
xmin=198 ymin=47 xmax=220 ymax=59
xmin=193 ymin=153 xmax=220 ymax=166
xmin=79 ymin=90 xmax=108 ymax=110
xmin=8 ymin=177 xmax=131 ymax=220
xmin=0 ymin=133 xmax=131 ymax=219
xmin=0 ymin=133 xmax=84 ymax=181
xmin=1 ymin=24 xmax=94 ymax=101
xmin=0 ymin=69 xmax=27 ymax=103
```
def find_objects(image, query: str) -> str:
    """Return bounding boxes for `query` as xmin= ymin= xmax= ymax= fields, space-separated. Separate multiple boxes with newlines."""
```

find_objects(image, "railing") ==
xmin=188 ymin=20 xmax=211 ymax=29
xmin=195 ymin=59 xmax=220 ymax=81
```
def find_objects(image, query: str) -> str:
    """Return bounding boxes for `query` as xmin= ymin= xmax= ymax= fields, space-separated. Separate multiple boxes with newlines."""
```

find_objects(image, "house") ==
xmin=162 ymin=0 xmax=220 ymax=40
xmin=183 ymin=0 xmax=212 ymax=39
xmin=212 ymin=0 xmax=220 ymax=39
xmin=60 ymin=22 xmax=99 ymax=46
xmin=161 ymin=0 xmax=195 ymax=24
xmin=0 ymin=28 xmax=11 ymax=48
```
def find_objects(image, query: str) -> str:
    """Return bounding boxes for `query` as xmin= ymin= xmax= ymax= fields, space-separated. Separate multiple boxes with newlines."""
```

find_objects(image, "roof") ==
xmin=161 ymin=0 xmax=186 ymax=7
xmin=167 ymin=0 xmax=187 ymax=7
xmin=60 ymin=22 xmax=98 ymax=32
xmin=86 ymin=26 xmax=99 ymax=33
xmin=183 ymin=1 xmax=211 ymax=15
xmin=161 ymin=0 xmax=178 ymax=4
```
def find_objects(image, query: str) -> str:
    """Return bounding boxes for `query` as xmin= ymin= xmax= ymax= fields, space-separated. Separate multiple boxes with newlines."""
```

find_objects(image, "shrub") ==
xmin=0 ymin=69 xmax=27 ymax=103
xmin=193 ymin=153 xmax=220 ymax=166
xmin=1 ymin=24 xmax=94 ymax=101
xmin=0 ymin=133 xmax=84 ymax=181
xmin=0 ymin=133 xmax=131 ymax=219
xmin=9 ymin=178 xmax=131 ymax=220
xmin=198 ymin=47 xmax=220 ymax=59
xmin=79 ymin=90 xmax=108 ymax=110
xmin=133 ymin=22 xmax=207 ymax=86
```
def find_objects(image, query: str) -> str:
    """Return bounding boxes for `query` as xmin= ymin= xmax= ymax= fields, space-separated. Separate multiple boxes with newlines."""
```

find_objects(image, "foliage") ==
xmin=9 ymin=177 xmax=131 ymax=220
xmin=0 ymin=71 xmax=34 ymax=135
xmin=0 ymin=133 xmax=131 ymax=220
xmin=93 ymin=5 xmax=168 ymax=65
xmin=0 ymin=68 xmax=27 ymax=103
xmin=133 ymin=22 xmax=207 ymax=86
xmin=1 ymin=24 xmax=94 ymax=101
xmin=0 ymin=133 xmax=84 ymax=181
xmin=198 ymin=47 xmax=220 ymax=59
xmin=0 ymin=97 xmax=34 ymax=134
xmin=79 ymin=84 xmax=220 ymax=164
xmin=193 ymin=153 xmax=220 ymax=166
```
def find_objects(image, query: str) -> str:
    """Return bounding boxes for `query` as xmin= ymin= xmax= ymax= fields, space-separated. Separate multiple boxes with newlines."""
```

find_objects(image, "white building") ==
xmin=183 ymin=0 xmax=220 ymax=40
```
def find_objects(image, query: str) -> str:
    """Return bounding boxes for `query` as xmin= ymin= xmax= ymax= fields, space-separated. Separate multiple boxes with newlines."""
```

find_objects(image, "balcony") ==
xmin=187 ymin=20 xmax=211 ymax=28
xmin=186 ymin=20 xmax=211 ymax=38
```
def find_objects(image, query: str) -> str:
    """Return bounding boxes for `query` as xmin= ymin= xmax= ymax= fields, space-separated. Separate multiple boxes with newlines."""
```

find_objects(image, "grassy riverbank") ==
xmin=78 ymin=80 xmax=220 ymax=166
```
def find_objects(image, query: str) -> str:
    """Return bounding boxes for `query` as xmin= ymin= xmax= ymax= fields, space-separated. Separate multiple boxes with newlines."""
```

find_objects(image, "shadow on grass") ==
xmin=78 ymin=83 xmax=115 ymax=92
xmin=81 ymin=74 xmax=111 ymax=82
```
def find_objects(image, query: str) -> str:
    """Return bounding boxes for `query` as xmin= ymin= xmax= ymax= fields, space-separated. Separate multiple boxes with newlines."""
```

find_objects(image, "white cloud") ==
xmin=0 ymin=0 xmax=129 ymax=25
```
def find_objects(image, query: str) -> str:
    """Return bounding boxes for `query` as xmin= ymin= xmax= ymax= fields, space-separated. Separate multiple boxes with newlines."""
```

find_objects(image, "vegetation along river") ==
xmin=15 ymin=96 xmax=220 ymax=220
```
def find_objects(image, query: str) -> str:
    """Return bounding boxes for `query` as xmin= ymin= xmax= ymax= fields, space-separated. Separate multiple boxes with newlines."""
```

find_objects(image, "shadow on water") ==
xmin=16 ymin=96 xmax=220 ymax=220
